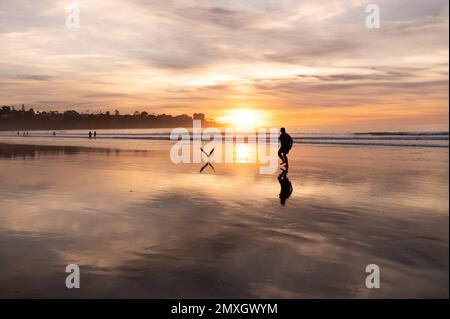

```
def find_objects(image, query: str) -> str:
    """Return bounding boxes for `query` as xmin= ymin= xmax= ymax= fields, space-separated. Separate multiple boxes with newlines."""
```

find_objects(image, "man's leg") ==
xmin=283 ymin=153 xmax=288 ymax=166
xmin=278 ymin=148 xmax=284 ymax=163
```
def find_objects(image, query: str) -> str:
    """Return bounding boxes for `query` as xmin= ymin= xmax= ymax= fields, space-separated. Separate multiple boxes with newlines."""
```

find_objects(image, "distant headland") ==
xmin=0 ymin=105 xmax=219 ymax=131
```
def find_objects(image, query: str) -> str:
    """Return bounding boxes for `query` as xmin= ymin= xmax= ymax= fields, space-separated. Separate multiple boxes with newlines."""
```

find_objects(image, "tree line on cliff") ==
xmin=0 ymin=105 xmax=212 ymax=131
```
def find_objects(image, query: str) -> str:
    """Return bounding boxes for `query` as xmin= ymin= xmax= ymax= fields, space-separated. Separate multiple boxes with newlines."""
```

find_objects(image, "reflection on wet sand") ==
xmin=0 ymin=142 xmax=448 ymax=298
xmin=278 ymin=170 xmax=293 ymax=206
xmin=0 ymin=143 xmax=151 ymax=159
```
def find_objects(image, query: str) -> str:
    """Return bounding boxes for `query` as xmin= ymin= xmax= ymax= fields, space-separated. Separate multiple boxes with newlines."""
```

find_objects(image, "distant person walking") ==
xmin=94 ymin=131 xmax=97 ymax=139
xmin=89 ymin=131 xmax=92 ymax=139
xmin=53 ymin=131 xmax=56 ymax=136
xmin=278 ymin=127 xmax=293 ymax=166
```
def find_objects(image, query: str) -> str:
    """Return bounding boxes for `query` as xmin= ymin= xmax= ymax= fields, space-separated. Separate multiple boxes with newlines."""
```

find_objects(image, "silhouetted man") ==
xmin=278 ymin=127 xmax=293 ymax=166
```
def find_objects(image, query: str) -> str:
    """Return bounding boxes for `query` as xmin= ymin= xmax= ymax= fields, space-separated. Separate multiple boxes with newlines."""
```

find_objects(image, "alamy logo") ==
xmin=365 ymin=264 xmax=380 ymax=289
xmin=65 ymin=264 xmax=80 ymax=289
xmin=365 ymin=4 xmax=381 ymax=29
xmin=170 ymin=120 xmax=279 ymax=174
xmin=65 ymin=2 xmax=80 ymax=29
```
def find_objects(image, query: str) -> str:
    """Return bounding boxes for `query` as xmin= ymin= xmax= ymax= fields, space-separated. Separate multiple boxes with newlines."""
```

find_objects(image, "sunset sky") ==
xmin=0 ymin=0 xmax=448 ymax=131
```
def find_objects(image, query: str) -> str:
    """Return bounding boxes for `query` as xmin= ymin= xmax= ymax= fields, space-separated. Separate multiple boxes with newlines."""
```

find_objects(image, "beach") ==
xmin=0 ymin=135 xmax=448 ymax=298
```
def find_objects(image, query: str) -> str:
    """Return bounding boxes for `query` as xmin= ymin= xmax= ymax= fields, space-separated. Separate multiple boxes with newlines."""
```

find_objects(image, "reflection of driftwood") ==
xmin=200 ymin=147 xmax=215 ymax=173
xmin=200 ymin=162 xmax=215 ymax=173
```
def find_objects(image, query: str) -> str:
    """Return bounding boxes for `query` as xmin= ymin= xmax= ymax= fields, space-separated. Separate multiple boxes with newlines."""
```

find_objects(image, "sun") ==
xmin=219 ymin=109 xmax=264 ymax=129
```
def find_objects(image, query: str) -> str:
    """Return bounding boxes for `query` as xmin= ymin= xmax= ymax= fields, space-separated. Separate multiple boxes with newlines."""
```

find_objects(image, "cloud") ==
xmin=16 ymin=74 xmax=52 ymax=81
xmin=0 ymin=0 xmax=448 ymax=129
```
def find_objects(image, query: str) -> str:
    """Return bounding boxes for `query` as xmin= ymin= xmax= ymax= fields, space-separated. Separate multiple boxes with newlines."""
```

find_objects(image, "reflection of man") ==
xmin=278 ymin=170 xmax=293 ymax=206
xmin=278 ymin=128 xmax=293 ymax=166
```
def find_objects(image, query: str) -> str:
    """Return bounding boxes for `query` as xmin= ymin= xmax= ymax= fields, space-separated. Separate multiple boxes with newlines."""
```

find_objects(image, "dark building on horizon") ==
xmin=193 ymin=113 xmax=205 ymax=122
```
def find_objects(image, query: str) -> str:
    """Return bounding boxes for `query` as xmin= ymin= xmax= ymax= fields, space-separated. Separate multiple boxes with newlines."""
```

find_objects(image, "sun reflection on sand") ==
xmin=236 ymin=143 xmax=251 ymax=163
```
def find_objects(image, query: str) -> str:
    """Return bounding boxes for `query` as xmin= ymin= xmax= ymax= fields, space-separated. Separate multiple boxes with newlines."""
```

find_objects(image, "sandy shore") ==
xmin=0 ymin=141 xmax=448 ymax=298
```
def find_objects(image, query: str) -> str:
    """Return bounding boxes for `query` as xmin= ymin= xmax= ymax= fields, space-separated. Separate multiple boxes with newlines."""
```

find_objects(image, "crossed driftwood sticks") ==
xmin=200 ymin=147 xmax=215 ymax=173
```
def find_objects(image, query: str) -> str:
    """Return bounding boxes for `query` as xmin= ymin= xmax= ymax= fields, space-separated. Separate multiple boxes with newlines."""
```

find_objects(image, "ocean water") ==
xmin=0 ymin=129 xmax=448 ymax=148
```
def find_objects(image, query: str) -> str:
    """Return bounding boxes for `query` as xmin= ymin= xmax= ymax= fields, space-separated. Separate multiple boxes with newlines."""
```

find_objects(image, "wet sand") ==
xmin=0 ymin=141 xmax=448 ymax=298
